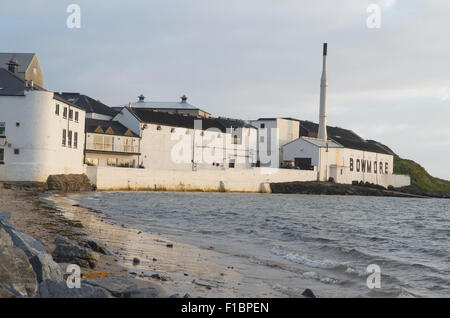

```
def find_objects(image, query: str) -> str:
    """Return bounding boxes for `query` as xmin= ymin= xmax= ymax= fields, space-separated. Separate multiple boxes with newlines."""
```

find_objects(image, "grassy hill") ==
xmin=367 ymin=140 xmax=450 ymax=193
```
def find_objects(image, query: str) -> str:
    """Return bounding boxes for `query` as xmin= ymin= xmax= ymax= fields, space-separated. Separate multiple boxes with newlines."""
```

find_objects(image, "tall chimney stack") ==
xmin=317 ymin=43 xmax=328 ymax=141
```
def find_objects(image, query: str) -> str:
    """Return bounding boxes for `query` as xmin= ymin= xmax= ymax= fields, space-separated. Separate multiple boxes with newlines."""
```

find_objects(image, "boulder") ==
xmin=0 ymin=228 xmax=13 ymax=247
xmin=0 ymin=246 xmax=38 ymax=297
xmin=35 ymin=279 xmax=111 ymax=298
xmin=128 ymin=287 xmax=159 ymax=298
xmin=52 ymin=236 xmax=99 ymax=269
xmin=0 ymin=211 xmax=11 ymax=225
xmin=1 ymin=225 xmax=46 ymax=258
xmin=29 ymin=252 xmax=64 ymax=283
xmin=0 ymin=283 xmax=17 ymax=298
xmin=301 ymin=288 xmax=316 ymax=298
xmin=84 ymin=277 xmax=139 ymax=298
xmin=46 ymin=174 xmax=94 ymax=192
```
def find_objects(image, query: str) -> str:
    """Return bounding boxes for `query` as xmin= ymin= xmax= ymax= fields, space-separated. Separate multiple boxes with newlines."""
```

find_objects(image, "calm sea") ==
xmin=70 ymin=192 xmax=450 ymax=297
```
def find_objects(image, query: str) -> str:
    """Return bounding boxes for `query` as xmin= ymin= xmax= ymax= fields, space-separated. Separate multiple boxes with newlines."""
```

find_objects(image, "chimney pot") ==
xmin=138 ymin=94 xmax=145 ymax=102
xmin=181 ymin=95 xmax=187 ymax=103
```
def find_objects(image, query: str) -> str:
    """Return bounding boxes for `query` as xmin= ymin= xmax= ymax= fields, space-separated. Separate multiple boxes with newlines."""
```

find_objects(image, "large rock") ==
xmin=29 ymin=252 xmax=64 ymax=283
xmin=46 ymin=174 xmax=95 ymax=192
xmin=0 ymin=211 xmax=11 ymax=225
xmin=84 ymin=277 xmax=138 ymax=298
xmin=0 ymin=283 xmax=17 ymax=298
xmin=0 ymin=228 xmax=13 ymax=247
xmin=83 ymin=240 xmax=111 ymax=255
xmin=0 ymin=246 xmax=38 ymax=297
xmin=1 ymin=225 xmax=47 ymax=258
xmin=35 ymin=279 xmax=111 ymax=298
xmin=52 ymin=236 xmax=99 ymax=269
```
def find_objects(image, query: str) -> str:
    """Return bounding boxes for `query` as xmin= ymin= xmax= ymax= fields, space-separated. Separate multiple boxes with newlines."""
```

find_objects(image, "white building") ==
xmin=113 ymin=106 xmax=258 ymax=170
xmin=249 ymin=118 xmax=300 ymax=168
xmin=0 ymin=68 xmax=86 ymax=182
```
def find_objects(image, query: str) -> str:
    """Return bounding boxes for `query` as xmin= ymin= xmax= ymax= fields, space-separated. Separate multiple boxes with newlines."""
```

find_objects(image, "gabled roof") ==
xmin=85 ymin=118 xmax=140 ymax=138
xmin=286 ymin=137 xmax=344 ymax=149
xmin=292 ymin=119 xmax=391 ymax=155
xmin=0 ymin=67 xmax=46 ymax=96
xmin=127 ymin=108 xmax=253 ymax=132
xmin=0 ymin=68 xmax=26 ymax=96
xmin=55 ymin=92 xmax=117 ymax=117
xmin=0 ymin=53 xmax=35 ymax=73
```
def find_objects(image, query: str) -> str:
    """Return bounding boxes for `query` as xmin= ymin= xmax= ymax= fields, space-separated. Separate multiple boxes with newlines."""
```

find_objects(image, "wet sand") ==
xmin=46 ymin=194 xmax=287 ymax=297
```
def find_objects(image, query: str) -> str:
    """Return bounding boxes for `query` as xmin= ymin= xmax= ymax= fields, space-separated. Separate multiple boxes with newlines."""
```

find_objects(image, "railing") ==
xmin=86 ymin=142 xmax=139 ymax=153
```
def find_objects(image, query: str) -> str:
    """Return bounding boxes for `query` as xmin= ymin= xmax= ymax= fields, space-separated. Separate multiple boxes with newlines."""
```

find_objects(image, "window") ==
xmin=69 ymin=109 xmax=73 ymax=121
xmin=0 ymin=122 xmax=5 ymax=137
xmin=74 ymin=132 xmax=78 ymax=149
xmin=16 ymin=122 xmax=20 ymax=127
xmin=260 ymin=136 xmax=264 ymax=142
xmin=14 ymin=148 xmax=19 ymax=155
xmin=68 ymin=131 xmax=72 ymax=147
xmin=260 ymin=123 xmax=265 ymax=128
xmin=0 ymin=148 xmax=4 ymax=164
xmin=63 ymin=107 xmax=68 ymax=119
xmin=62 ymin=129 xmax=66 ymax=146
xmin=157 ymin=126 xmax=162 ymax=131
xmin=55 ymin=104 xmax=60 ymax=115
xmin=85 ymin=158 xmax=98 ymax=166
xmin=107 ymin=158 xmax=117 ymax=167
xmin=75 ymin=111 xmax=79 ymax=122
xmin=170 ymin=128 xmax=175 ymax=133
xmin=104 ymin=136 xmax=113 ymax=151
xmin=229 ymin=160 xmax=235 ymax=168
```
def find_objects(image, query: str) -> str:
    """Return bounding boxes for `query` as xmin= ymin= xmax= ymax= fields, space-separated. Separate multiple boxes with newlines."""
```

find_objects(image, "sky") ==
xmin=1 ymin=0 xmax=449 ymax=179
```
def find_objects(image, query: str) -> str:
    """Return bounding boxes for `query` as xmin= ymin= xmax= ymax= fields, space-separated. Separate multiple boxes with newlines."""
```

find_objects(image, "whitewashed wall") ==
xmin=0 ymin=90 xmax=86 ymax=181
xmin=86 ymin=166 xmax=317 ymax=192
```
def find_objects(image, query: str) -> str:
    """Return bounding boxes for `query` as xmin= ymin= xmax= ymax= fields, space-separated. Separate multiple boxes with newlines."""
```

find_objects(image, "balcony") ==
xmin=86 ymin=141 xmax=140 ymax=154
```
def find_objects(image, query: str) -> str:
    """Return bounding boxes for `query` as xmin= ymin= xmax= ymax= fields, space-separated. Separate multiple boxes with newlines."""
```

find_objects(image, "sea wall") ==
xmin=86 ymin=166 xmax=318 ymax=192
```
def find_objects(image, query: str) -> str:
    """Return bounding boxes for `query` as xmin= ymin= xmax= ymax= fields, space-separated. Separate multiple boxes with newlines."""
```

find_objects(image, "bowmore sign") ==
xmin=349 ymin=158 xmax=388 ymax=174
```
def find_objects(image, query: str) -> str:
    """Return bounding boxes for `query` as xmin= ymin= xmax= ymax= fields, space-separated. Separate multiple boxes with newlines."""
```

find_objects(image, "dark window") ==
xmin=16 ymin=122 xmax=20 ymax=127
xmin=69 ymin=109 xmax=73 ymax=121
xmin=14 ymin=148 xmax=19 ymax=155
xmin=75 ymin=111 xmax=79 ymax=122
xmin=68 ymin=130 xmax=72 ymax=147
xmin=157 ymin=126 xmax=162 ymax=131
xmin=170 ymin=128 xmax=175 ymax=133
xmin=62 ymin=129 xmax=66 ymax=146
xmin=55 ymin=104 xmax=60 ymax=115
xmin=0 ymin=122 xmax=5 ymax=137
xmin=74 ymin=132 xmax=78 ymax=149
xmin=0 ymin=148 xmax=4 ymax=163
xmin=260 ymin=123 xmax=265 ymax=128
xmin=63 ymin=107 xmax=68 ymax=119
xmin=385 ymin=162 xmax=388 ymax=174
xmin=229 ymin=160 xmax=235 ymax=168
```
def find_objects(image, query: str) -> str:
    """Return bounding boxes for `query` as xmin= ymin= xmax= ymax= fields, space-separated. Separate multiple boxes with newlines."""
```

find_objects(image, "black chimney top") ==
xmin=323 ymin=43 xmax=328 ymax=56
xmin=7 ymin=58 xmax=19 ymax=74
xmin=138 ymin=94 xmax=145 ymax=102
xmin=181 ymin=95 xmax=187 ymax=103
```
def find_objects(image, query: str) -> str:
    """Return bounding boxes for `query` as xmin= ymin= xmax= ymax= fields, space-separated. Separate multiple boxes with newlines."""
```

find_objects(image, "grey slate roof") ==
xmin=0 ymin=53 xmax=35 ymax=73
xmin=127 ymin=108 xmax=253 ymax=132
xmin=85 ymin=118 xmax=140 ymax=138
xmin=0 ymin=68 xmax=25 ymax=96
xmin=55 ymin=92 xmax=117 ymax=117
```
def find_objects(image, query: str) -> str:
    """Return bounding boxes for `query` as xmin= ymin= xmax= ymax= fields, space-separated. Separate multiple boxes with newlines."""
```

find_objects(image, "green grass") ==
xmin=367 ymin=140 xmax=450 ymax=193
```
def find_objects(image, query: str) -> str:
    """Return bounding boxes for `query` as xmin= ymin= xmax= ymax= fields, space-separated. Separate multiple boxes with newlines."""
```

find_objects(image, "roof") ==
xmin=299 ymin=137 xmax=343 ymax=148
xmin=116 ymin=98 xmax=211 ymax=115
xmin=85 ymin=118 xmax=140 ymax=138
xmin=127 ymin=108 xmax=254 ymax=132
xmin=55 ymin=93 xmax=117 ymax=117
xmin=0 ymin=68 xmax=26 ymax=96
xmin=0 ymin=53 xmax=35 ymax=73
xmin=292 ymin=119 xmax=391 ymax=155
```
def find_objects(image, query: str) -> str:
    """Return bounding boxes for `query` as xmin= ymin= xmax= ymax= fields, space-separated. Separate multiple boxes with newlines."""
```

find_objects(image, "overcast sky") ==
xmin=1 ymin=0 xmax=449 ymax=179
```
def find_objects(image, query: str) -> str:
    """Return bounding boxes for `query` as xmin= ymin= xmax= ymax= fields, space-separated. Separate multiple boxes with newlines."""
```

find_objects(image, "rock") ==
xmin=0 ymin=284 xmax=17 ymax=298
xmin=52 ymin=236 xmax=99 ymax=269
xmin=166 ymin=243 xmax=173 ymax=248
xmin=0 ymin=228 xmax=13 ymax=246
xmin=1 ymin=225 xmax=46 ymax=258
xmin=0 ymin=246 xmax=38 ymax=297
xmin=46 ymin=174 xmax=94 ymax=192
xmin=302 ymin=288 xmax=316 ymax=298
xmin=128 ymin=287 xmax=159 ymax=298
xmin=83 ymin=240 xmax=111 ymax=255
xmin=29 ymin=252 xmax=63 ymax=283
xmin=84 ymin=277 xmax=138 ymax=298
xmin=132 ymin=257 xmax=140 ymax=266
xmin=169 ymin=293 xmax=180 ymax=298
xmin=0 ymin=211 xmax=11 ymax=225
xmin=183 ymin=293 xmax=191 ymax=298
xmin=35 ymin=279 xmax=111 ymax=298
